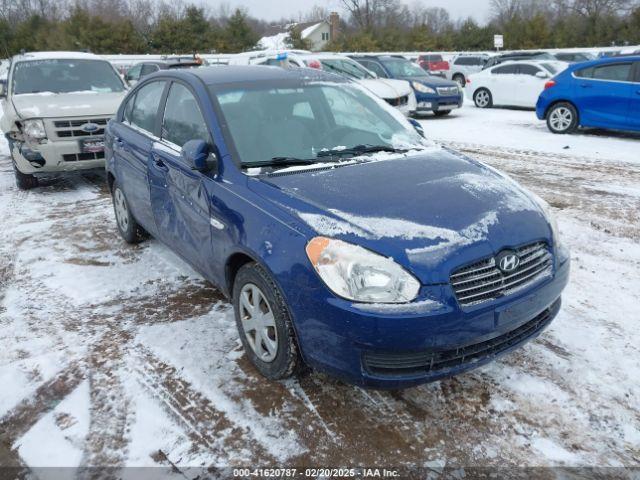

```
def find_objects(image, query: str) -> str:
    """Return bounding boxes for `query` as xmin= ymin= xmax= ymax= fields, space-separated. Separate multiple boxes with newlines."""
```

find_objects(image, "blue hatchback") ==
xmin=350 ymin=55 xmax=464 ymax=117
xmin=537 ymin=55 xmax=640 ymax=134
xmin=106 ymin=66 xmax=569 ymax=389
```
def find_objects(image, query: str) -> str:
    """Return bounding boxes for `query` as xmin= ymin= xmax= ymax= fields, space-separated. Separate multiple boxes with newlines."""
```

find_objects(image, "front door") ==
xmin=114 ymin=80 xmax=166 ymax=234
xmin=573 ymin=61 xmax=634 ymax=128
xmin=149 ymin=81 xmax=214 ymax=271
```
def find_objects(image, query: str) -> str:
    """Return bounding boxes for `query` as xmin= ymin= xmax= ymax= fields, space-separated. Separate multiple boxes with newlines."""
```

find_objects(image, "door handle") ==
xmin=636 ymin=90 xmax=640 ymax=95
xmin=580 ymin=83 xmax=593 ymax=88
xmin=152 ymin=154 xmax=168 ymax=171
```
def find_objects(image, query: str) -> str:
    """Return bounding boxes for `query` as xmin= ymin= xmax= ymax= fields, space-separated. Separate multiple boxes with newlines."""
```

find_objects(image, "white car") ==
xmin=230 ymin=51 xmax=417 ymax=116
xmin=466 ymin=60 xmax=568 ymax=109
xmin=0 ymin=51 xmax=127 ymax=189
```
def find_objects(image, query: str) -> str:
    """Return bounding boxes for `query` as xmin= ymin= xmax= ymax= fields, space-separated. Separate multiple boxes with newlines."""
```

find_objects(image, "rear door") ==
xmin=573 ymin=61 xmax=634 ymax=128
xmin=113 ymin=80 xmax=166 ymax=233
xmin=149 ymin=81 xmax=214 ymax=268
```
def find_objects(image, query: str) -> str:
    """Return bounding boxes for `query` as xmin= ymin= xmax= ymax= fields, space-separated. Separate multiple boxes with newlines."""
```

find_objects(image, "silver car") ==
xmin=447 ymin=54 xmax=490 ymax=86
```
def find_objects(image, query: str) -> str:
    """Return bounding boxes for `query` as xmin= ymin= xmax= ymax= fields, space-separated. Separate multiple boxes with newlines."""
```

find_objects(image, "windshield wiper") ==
xmin=243 ymin=156 xmax=320 ymax=168
xmin=317 ymin=144 xmax=407 ymax=158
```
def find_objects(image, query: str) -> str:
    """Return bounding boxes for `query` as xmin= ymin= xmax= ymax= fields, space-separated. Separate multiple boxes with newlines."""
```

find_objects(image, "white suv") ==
xmin=447 ymin=54 xmax=490 ymax=86
xmin=0 ymin=52 xmax=127 ymax=189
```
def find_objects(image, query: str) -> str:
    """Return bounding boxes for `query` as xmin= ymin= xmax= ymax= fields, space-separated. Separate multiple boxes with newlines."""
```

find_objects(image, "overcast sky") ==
xmin=207 ymin=0 xmax=494 ymax=23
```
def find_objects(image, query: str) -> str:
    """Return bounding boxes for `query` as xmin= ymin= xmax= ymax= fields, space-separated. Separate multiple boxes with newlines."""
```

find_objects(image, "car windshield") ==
xmin=320 ymin=59 xmax=373 ymax=79
xmin=212 ymin=82 xmax=427 ymax=168
xmin=11 ymin=59 xmax=125 ymax=95
xmin=379 ymin=58 xmax=426 ymax=77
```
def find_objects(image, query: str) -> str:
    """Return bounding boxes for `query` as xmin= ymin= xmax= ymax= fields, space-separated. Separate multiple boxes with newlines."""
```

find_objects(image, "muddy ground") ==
xmin=0 ymin=138 xmax=639 ymax=478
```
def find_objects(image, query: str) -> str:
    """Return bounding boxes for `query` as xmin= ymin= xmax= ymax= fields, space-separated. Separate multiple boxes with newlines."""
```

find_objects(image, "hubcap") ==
xmin=476 ymin=90 xmax=489 ymax=107
xmin=239 ymin=283 xmax=278 ymax=362
xmin=550 ymin=107 xmax=573 ymax=131
xmin=114 ymin=188 xmax=129 ymax=232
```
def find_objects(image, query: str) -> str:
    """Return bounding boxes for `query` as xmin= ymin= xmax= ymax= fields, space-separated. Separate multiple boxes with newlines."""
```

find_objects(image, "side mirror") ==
xmin=408 ymin=118 xmax=425 ymax=138
xmin=182 ymin=139 xmax=217 ymax=173
xmin=535 ymin=71 xmax=549 ymax=79
xmin=0 ymin=80 xmax=7 ymax=99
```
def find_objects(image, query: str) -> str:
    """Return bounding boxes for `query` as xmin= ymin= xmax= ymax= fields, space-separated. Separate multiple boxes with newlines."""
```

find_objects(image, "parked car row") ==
xmin=465 ymin=54 xmax=640 ymax=135
xmin=0 ymin=49 xmax=571 ymax=390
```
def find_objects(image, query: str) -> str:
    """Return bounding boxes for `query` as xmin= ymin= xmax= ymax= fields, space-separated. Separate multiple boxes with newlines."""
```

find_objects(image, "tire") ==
xmin=233 ymin=262 xmax=301 ymax=380
xmin=434 ymin=110 xmax=452 ymax=117
xmin=453 ymin=74 xmax=465 ymax=87
xmin=474 ymin=88 xmax=493 ymax=108
xmin=546 ymin=102 xmax=578 ymax=134
xmin=111 ymin=180 xmax=147 ymax=244
xmin=13 ymin=161 xmax=39 ymax=190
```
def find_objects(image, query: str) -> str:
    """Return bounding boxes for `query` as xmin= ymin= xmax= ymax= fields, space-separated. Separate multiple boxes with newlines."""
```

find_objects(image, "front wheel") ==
xmin=233 ymin=262 xmax=301 ymax=380
xmin=453 ymin=74 xmax=465 ymax=87
xmin=13 ymin=162 xmax=39 ymax=190
xmin=434 ymin=110 xmax=452 ymax=117
xmin=111 ymin=180 xmax=147 ymax=244
xmin=546 ymin=102 xmax=578 ymax=134
xmin=474 ymin=88 xmax=493 ymax=108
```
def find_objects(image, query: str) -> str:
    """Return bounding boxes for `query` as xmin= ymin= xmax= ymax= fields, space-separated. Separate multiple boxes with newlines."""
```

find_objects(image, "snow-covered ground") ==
xmin=0 ymin=103 xmax=639 ymax=475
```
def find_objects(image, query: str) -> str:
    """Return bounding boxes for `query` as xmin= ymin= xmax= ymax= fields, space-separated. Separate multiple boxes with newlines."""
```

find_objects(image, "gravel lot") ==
xmin=1 ymin=105 xmax=639 ymax=476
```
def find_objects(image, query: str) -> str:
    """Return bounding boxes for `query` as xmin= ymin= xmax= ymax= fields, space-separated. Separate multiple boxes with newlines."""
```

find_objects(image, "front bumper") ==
xmin=10 ymin=137 xmax=105 ymax=174
xmin=292 ymin=255 xmax=570 ymax=389
xmin=414 ymin=93 xmax=464 ymax=114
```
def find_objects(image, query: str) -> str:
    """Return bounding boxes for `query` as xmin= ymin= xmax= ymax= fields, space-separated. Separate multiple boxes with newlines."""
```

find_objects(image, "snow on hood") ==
xmin=356 ymin=78 xmax=411 ymax=100
xmin=251 ymin=148 xmax=551 ymax=284
xmin=11 ymin=91 xmax=126 ymax=119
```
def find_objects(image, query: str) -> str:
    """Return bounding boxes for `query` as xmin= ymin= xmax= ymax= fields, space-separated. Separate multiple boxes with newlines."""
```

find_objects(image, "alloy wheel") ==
xmin=239 ymin=283 xmax=278 ymax=362
xmin=549 ymin=107 xmax=573 ymax=132
xmin=475 ymin=90 xmax=490 ymax=107
xmin=114 ymin=188 xmax=129 ymax=232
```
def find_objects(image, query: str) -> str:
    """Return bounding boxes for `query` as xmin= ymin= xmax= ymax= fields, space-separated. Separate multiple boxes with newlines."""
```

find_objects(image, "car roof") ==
xmin=567 ymin=54 xmax=640 ymax=69
xmin=12 ymin=51 xmax=105 ymax=62
xmin=157 ymin=65 xmax=346 ymax=86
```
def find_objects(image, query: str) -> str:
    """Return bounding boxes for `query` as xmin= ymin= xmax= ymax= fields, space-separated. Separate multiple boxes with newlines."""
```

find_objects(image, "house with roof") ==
xmin=258 ymin=12 xmax=340 ymax=52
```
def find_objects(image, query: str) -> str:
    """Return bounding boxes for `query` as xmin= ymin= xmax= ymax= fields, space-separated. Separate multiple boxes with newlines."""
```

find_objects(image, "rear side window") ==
xmin=130 ymin=81 xmax=165 ymax=133
xmin=492 ymin=64 xmax=517 ymax=74
xmin=161 ymin=82 xmax=210 ymax=148
xmin=455 ymin=57 xmax=480 ymax=66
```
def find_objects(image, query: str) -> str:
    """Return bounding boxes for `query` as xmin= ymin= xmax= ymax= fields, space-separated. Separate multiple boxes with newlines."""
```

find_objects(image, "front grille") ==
xmin=53 ymin=118 xmax=109 ymax=139
xmin=450 ymin=242 xmax=553 ymax=307
xmin=437 ymin=86 xmax=459 ymax=96
xmin=62 ymin=152 xmax=105 ymax=162
xmin=363 ymin=300 xmax=558 ymax=377
xmin=385 ymin=95 xmax=409 ymax=107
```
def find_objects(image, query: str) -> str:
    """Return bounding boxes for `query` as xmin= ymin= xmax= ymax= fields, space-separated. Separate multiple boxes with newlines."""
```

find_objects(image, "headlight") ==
xmin=22 ymin=119 xmax=47 ymax=141
xmin=306 ymin=237 xmax=420 ymax=303
xmin=411 ymin=82 xmax=436 ymax=94
xmin=535 ymin=196 xmax=562 ymax=250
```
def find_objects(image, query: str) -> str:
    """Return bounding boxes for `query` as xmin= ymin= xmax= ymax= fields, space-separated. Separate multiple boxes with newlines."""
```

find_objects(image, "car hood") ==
xmin=250 ymin=148 xmax=552 ymax=284
xmin=11 ymin=91 xmax=126 ymax=119
xmin=356 ymin=78 xmax=411 ymax=99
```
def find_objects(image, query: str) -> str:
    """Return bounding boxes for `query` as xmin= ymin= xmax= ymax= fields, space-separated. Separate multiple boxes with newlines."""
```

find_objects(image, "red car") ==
xmin=417 ymin=54 xmax=450 ymax=77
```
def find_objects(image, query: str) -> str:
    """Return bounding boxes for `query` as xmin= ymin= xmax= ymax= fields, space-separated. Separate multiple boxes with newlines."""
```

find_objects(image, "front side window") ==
xmin=11 ymin=59 xmax=125 ymax=95
xmin=129 ymin=81 xmax=165 ymax=133
xmin=379 ymin=58 xmax=427 ymax=77
xmin=321 ymin=59 xmax=373 ymax=79
xmin=162 ymin=83 xmax=210 ymax=147
xmin=213 ymin=83 xmax=426 ymax=167
xmin=492 ymin=64 xmax=517 ymax=75
xmin=141 ymin=64 xmax=159 ymax=77
xmin=356 ymin=60 xmax=388 ymax=78
xmin=518 ymin=64 xmax=542 ymax=76
xmin=126 ymin=64 xmax=142 ymax=82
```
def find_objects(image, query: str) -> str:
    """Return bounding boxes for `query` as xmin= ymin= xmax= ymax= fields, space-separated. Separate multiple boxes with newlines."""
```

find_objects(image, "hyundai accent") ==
xmin=105 ymin=66 xmax=570 ymax=389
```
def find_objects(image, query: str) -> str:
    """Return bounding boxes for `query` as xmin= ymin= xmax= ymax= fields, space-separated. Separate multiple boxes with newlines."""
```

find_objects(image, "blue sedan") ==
xmin=537 ymin=55 xmax=640 ymax=134
xmin=106 ymin=66 xmax=569 ymax=389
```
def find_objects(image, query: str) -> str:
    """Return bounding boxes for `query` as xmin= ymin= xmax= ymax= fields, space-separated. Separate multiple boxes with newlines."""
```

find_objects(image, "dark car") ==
xmin=536 ymin=55 xmax=640 ymax=134
xmin=350 ymin=55 xmax=463 ymax=116
xmin=124 ymin=57 xmax=203 ymax=85
xmin=484 ymin=51 xmax=556 ymax=70
xmin=551 ymin=52 xmax=595 ymax=63
xmin=105 ymin=66 xmax=569 ymax=389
